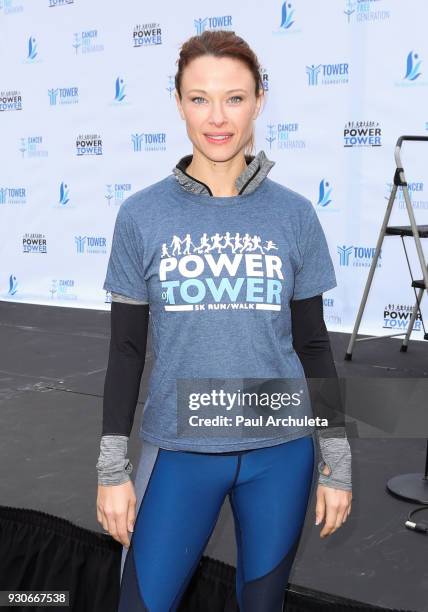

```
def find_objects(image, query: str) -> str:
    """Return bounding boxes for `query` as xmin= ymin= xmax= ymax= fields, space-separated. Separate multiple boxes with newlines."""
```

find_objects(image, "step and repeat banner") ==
xmin=1 ymin=0 xmax=427 ymax=338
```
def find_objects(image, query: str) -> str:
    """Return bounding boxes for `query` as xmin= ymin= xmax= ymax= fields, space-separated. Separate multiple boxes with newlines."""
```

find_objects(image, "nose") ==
xmin=208 ymin=100 xmax=228 ymax=126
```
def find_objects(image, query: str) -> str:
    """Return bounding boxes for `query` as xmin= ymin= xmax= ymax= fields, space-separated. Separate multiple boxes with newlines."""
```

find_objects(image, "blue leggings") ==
xmin=118 ymin=433 xmax=315 ymax=611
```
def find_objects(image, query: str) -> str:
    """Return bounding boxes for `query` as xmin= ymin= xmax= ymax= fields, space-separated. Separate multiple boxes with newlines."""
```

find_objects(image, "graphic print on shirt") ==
xmin=159 ymin=232 xmax=284 ymax=312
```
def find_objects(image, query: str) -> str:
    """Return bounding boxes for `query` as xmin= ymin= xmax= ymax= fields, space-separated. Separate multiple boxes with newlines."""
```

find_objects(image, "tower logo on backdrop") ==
xmin=48 ymin=86 xmax=79 ymax=105
xmin=396 ymin=51 xmax=427 ymax=87
xmin=316 ymin=179 xmax=339 ymax=213
xmin=0 ymin=0 xmax=24 ymax=14
xmin=0 ymin=90 xmax=22 ymax=111
xmin=105 ymin=183 xmax=132 ymax=206
xmin=317 ymin=180 xmax=332 ymax=207
xmin=8 ymin=274 xmax=18 ymax=296
xmin=344 ymin=0 xmax=390 ymax=24
xmin=337 ymin=245 xmax=382 ymax=268
xmin=132 ymin=23 xmax=162 ymax=47
xmin=75 ymin=236 xmax=107 ymax=254
xmin=159 ymin=232 xmax=284 ymax=313
xmin=404 ymin=51 xmax=421 ymax=81
xmin=194 ymin=15 xmax=233 ymax=35
xmin=114 ymin=77 xmax=126 ymax=102
xmin=383 ymin=303 xmax=422 ymax=332
xmin=273 ymin=1 xmax=301 ymax=35
xmin=23 ymin=233 xmax=47 ymax=253
xmin=19 ymin=136 xmax=48 ymax=158
xmin=265 ymin=123 xmax=306 ymax=150
xmin=0 ymin=187 xmax=26 ymax=205
xmin=75 ymin=134 xmax=103 ymax=155
xmin=344 ymin=121 xmax=382 ymax=147
xmin=306 ymin=62 xmax=349 ymax=86
xmin=58 ymin=182 xmax=70 ymax=206
xmin=24 ymin=36 xmax=42 ymax=63
xmin=50 ymin=279 xmax=77 ymax=301
xmin=131 ymin=132 xmax=166 ymax=152
xmin=73 ymin=30 xmax=104 ymax=54
xmin=385 ymin=181 xmax=427 ymax=210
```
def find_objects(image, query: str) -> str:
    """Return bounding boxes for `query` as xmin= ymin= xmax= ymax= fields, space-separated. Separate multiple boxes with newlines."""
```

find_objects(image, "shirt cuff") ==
xmin=315 ymin=428 xmax=352 ymax=491
xmin=96 ymin=434 xmax=134 ymax=486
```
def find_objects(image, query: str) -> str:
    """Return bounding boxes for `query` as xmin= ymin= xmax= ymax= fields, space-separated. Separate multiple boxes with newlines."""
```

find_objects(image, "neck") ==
xmin=186 ymin=149 xmax=248 ymax=197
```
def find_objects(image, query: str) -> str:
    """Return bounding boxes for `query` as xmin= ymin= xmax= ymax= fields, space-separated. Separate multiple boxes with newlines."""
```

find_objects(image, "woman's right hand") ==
xmin=96 ymin=480 xmax=137 ymax=548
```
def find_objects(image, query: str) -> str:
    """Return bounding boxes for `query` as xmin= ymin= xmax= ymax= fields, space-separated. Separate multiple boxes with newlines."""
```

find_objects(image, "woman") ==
xmin=96 ymin=30 xmax=352 ymax=612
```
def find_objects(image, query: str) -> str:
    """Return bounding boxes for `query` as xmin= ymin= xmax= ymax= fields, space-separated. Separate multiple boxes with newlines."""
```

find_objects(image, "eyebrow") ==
xmin=186 ymin=88 xmax=248 ymax=94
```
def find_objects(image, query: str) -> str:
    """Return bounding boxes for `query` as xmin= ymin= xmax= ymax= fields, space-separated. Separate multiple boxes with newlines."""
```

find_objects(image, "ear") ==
xmin=175 ymin=92 xmax=185 ymax=120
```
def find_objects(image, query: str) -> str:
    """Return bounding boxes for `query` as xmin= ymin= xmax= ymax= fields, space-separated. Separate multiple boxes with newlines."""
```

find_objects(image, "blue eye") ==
xmin=190 ymin=95 xmax=243 ymax=104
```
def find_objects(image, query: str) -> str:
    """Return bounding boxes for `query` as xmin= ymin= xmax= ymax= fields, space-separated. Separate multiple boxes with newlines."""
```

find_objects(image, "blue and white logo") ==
xmin=317 ymin=179 xmax=332 ymax=207
xmin=404 ymin=51 xmax=421 ymax=81
xmin=50 ymin=279 xmax=77 ymax=301
xmin=59 ymin=182 xmax=70 ymax=206
xmin=344 ymin=121 xmax=382 ymax=147
xmin=344 ymin=0 xmax=390 ymax=24
xmin=76 ymin=134 xmax=103 ymax=156
xmin=48 ymin=86 xmax=79 ymax=106
xmin=337 ymin=244 xmax=381 ymax=267
xmin=105 ymin=183 xmax=132 ymax=206
xmin=0 ymin=0 xmax=24 ymax=15
xmin=383 ymin=303 xmax=422 ymax=332
xmin=73 ymin=30 xmax=104 ymax=55
xmin=194 ymin=15 xmax=233 ymax=35
xmin=265 ymin=122 xmax=306 ymax=150
xmin=20 ymin=136 xmax=48 ymax=158
xmin=0 ymin=187 xmax=26 ymax=205
xmin=114 ymin=77 xmax=126 ymax=102
xmin=25 ymin=36 xmax=41 ymax=63
xmin=385 ymin=180 xmax=427 ymax=210
xmin=75 ymin=235 xmax=107 ymax=254
xmin=133 ymin=23 xmax=162 ymax=47
xmin=396 ymin=51 xmax=427 ymax=87
xmin=0 ymin=90 xmax=22 ymax=111
xmin=273 ymin=1 xmax=300 ymax=36
xmin=23 ymin=233 xmax=47 ymax=254
xmin=8 ymin=274 xmax=18 ymax=296
xmin=132 ymin=132 xmax=167 ymax=152
xmin=306 ymin=62 xmax=349 ymax=86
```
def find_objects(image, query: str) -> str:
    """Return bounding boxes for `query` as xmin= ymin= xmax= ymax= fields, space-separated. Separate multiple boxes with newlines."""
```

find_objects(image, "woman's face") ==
xmin=175 ymin=54 xmax=263 ymax=160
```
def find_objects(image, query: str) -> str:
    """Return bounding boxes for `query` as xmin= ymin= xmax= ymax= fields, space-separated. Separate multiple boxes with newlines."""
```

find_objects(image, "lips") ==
xmin=204 ymin=133 xmax=233 ymax=143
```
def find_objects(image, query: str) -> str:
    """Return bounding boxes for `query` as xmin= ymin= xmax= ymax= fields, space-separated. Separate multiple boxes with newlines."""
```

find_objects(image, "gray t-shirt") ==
xmin=103 ymin=173 xmax=337 ymax=452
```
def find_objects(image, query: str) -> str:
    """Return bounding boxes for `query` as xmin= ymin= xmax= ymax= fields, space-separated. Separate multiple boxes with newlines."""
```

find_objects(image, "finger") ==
xmin=320 ymin=503 xmax=339 ymax=538
xmin=106 ymin=513 xmax=120 ymax=543
xmin=127 ymin=501 xmax=136 ymax=533
xmin=334 ymin=507 xmax=347 ymax=530
xmin=116 ymin=515 xmax=131 ymax=548
xmin=315 ymin=491 xmax=326 ymax=526
xmin=99 ymin=511 xmax=109 ymax=533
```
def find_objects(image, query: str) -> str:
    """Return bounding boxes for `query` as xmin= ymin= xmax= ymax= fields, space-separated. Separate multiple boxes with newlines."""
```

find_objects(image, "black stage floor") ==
xmin=1 ymin=300 xmax=427 ymax=611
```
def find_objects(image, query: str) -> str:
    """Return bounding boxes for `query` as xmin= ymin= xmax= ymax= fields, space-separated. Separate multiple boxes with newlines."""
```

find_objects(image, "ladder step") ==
xmin=385 ymin=225 xmax=428 ymax=237
xmin=412 ymin=279 xmax=428 ymax=289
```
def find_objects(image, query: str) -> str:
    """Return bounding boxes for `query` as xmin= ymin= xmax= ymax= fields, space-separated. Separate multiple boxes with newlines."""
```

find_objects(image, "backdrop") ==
xmin=1 ymin=0 xmax=427 ymax=338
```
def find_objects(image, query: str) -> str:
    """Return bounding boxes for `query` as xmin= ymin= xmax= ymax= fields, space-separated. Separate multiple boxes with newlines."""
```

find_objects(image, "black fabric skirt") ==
xmin=0 ymin=505 xmax=238 ymax=611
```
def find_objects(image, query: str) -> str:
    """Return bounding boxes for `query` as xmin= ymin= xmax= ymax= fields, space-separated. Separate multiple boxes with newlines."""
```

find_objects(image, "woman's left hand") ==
xmin=315 ymin=463 xmax=352 ymax=538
